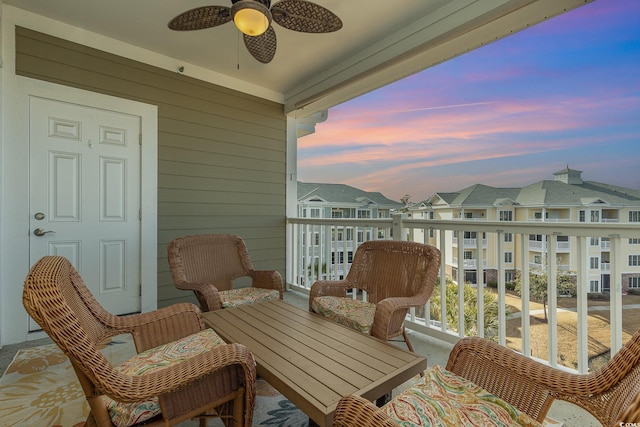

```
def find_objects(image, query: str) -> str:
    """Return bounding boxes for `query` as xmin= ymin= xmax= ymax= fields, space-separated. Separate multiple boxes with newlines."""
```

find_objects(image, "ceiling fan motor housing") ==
xmin=231 ymin=0 xmax=271 ymax=7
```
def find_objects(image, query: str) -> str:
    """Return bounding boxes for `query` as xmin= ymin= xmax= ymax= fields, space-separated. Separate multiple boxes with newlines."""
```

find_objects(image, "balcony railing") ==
xmin=286 ymin=214 xmax=640 ymax=375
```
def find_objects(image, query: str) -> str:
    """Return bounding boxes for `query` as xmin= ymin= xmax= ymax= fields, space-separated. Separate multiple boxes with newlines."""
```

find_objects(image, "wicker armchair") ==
xmin=334 ymin=332 xmax=640 ymax=426
xmin=23 ymin=256 xmax=256 ymax=427
xmin=309 ymin=240 xmax=440 ymax=351
xmin=168 ymin=234 xmax=284 ymax=311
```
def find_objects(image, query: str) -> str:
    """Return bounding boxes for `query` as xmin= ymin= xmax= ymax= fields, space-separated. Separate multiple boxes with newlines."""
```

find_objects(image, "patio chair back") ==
xmin=347 ymin=240 xmax=439 ymax=304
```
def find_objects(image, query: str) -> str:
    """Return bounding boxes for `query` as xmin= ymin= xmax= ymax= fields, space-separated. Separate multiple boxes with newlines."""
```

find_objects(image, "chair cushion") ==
xmin=383 ymin=365 xmax=542 ymax=427
xmin=311 ymin=296 xmax=376 ymax=334
xmin=105 ymin=328 xmax=224 ymax=427
xmin=220 ymin=288 xmax=280 ymax=308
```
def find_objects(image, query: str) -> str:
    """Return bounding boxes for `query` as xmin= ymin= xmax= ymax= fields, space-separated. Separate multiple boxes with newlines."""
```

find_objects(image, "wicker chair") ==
xmin=334 ymin=331 xmax=640 ymax=426
xmin=23 ymin=256 xmax=257 ymax=427
xmin=168 ymin=234 xmax=284 ymax=312
xmin=309 ymin=240 xmax=440 ymax=352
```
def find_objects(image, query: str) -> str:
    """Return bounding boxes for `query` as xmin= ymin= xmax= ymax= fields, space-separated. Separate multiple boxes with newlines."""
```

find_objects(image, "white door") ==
xmin=29 ymin=96 xmax=142 ymax=321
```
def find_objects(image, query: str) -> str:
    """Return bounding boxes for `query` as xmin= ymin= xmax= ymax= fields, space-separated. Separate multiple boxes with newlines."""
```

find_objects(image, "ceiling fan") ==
xmin=168 ymin=0 xmax=342 ymax=64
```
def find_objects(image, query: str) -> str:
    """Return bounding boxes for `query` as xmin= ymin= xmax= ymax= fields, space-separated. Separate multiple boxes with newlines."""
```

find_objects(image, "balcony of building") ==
xmin=287 ymin=215 xmax=640 ymax=373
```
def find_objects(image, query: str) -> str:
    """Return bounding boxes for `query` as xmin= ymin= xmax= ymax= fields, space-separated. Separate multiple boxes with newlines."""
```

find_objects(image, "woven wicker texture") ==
xmin=334 ymin=332 xmax=640 ymax=426
xmin=243 ymin=27 xmax=277 ymax=64
xmin=309 ymin=240 xmax=440 ymax=351
xmin=168 ymin=6 xmax=232 ymax=31
xmin=168 ymin=234 xmax=284 ymax=312
xmin=272 ymin=0 xmax=342 ymax=33
xmin=22 ymin=256 xmax=257 ymax=427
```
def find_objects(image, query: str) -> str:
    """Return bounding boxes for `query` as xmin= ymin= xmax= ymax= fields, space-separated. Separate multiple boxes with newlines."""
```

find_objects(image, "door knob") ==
xmin=33 ymin=228 xmax=55 ymax=237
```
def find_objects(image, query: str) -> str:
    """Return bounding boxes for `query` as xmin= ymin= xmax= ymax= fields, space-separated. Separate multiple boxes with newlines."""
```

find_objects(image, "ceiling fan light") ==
xmin=231 ymin=1 xmax=272 ymax=36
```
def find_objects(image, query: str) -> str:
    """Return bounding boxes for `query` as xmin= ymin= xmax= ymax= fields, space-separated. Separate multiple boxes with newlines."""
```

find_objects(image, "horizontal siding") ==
xmin=16 ymin=26 xmax=287 ymax=309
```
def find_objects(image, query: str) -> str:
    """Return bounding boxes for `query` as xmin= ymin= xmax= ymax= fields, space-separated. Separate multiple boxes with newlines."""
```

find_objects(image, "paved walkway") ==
xmin=508 ymin=303 xmax=640 ymax=319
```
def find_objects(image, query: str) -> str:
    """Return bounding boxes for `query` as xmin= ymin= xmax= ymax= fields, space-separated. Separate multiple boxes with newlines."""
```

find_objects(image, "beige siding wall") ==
xmin=15 ymin=27 xmax=287 ymax=308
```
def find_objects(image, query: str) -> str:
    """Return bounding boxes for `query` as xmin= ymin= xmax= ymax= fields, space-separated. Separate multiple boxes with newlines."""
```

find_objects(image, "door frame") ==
xmin=1 ymin=77 xmax=158 ymax=345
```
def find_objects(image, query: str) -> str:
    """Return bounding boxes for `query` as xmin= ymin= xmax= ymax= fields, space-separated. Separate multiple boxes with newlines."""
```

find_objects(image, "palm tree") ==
xmin=429 ymin=278 xmax=500 ymax=340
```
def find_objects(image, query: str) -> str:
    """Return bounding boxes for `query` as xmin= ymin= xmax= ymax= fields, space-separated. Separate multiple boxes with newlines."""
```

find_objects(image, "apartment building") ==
xmin=410 ymin=167 xmax=640 ymax=293
xmin=296 ymin=182 xmax=402 ymax=284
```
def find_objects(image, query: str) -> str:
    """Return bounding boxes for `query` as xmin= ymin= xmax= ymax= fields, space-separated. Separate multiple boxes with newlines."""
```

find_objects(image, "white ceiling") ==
xmin=3 ymin=0 xmax=593 ymax=115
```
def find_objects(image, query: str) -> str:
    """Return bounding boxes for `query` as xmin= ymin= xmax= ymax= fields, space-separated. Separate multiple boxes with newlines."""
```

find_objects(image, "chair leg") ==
xmin=402 ymin=328 xmax=415 ymax=353
xmin=402 ymin=328 xmax=425 ymax=377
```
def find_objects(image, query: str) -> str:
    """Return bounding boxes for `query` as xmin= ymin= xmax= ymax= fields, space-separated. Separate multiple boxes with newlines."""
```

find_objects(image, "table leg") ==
xmin=375 ymin=392 xmax=392 ymax=407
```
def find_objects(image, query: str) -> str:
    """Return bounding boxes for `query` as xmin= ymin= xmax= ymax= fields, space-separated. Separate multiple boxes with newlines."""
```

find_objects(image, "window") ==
xmin=305 ymin=208 xmax=320 ymax=218
xmin=331 ymin=209 xmax=343 ymax=218
xmin=464 ymin=251 xmax=473 ymax=260
xmin=331 ymin=252 xmax=344 ymax=264
xmin=357 ymin=209 xmax=371 ymax=219
xmin=347 ymin=251 xmax=353 ymax=263
xmin=630 ymin=277 xmax=640 ymax=289
xmin=505 ymin=252 xmax=513 ymax=263
xmin=505 ymin=271 xmax=514 ymax=282
xmin=534 ymin=255 xmax=542 ymax=264
xmin=579 ymin=210 xmax=586 ymax=222
xmin=429 ymin=211 xmax=434 ymax=220
xmin=590 ymin=257 xmax=599 ymax=269
xmin=630 ymin=238 xmax=640 ymax=245
xmin=499 ymin=211 xmax=513 ymax=221
xmin=630 ymin=211 xmax=640 ymax=222
xmin=504 ymin=233 xmax=513 ymax=242
xmin=346 ymin=228 xmax=353 ymax=241
xmin=630 ymin=255 xmax=640 ymax=267
xmin=591 ymin=210 xmax=600 ymax=222
xmin=589 ymin=280 xmax=600 ymax=293
xmin=429 ymin=229 xmax=435 ymax=238
xmin=314 ymin=232 xmax=320 ymax=246
xmin=590 ymin=237 xmax=599 ymax=246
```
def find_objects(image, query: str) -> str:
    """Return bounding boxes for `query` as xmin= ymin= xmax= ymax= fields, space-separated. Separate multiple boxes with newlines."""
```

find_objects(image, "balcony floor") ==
xmin=0 ymin=290 xmax=601 ymax=426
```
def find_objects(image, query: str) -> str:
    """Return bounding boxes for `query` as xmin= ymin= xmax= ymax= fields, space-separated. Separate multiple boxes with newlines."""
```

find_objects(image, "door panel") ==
xmin=29 ymin=96 xmax=142 ymax=323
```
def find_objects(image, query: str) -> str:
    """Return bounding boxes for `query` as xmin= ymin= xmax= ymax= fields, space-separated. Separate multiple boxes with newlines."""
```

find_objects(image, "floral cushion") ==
xmin=383 ymin=365 xmax=543 ymax=427
xmin=104 ymin=328 xmax=224 ymax=427
xmin=311 ymin=296 xmax=376 ymax=334
xmin=220 ymin=288 xmax=280 ymax=308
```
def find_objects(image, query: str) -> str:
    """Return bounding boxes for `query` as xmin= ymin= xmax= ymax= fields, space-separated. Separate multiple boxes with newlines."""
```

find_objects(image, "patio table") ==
xmin=202 ymin=299 xmax=426 ymax=427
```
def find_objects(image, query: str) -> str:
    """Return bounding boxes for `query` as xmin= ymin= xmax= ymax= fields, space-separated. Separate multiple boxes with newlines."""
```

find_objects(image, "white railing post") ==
xmin=476 ymin=233 xmax=485 ymax=338
xmin=576 ymin=235 xmax=589 ymax=374
xmin=497 ymin=230 xmax=506 ymax=345
xmin=610 ymin=234 xmax=623 ymax=355
xmin=548 ymin=233 xmax=558 ymax=367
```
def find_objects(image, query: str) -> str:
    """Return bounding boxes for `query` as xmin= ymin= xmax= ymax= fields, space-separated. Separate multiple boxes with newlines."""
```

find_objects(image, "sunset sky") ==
xmin=297 ymin=0 xmax=640 ymax=203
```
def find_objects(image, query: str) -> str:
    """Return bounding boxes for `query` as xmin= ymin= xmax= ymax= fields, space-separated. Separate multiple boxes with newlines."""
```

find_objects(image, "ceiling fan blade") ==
xmin=244 ymin=26 xmax=277 ymax=63
xmin=271 ymin=0 xmax=342 ymax=33
xmin=168 ymin=6 xmax=232 ymax=31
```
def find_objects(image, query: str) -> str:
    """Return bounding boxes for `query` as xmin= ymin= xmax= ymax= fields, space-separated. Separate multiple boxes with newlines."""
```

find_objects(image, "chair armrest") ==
xmin=334 ymin=395 xmax=398 ymax=427
xmin=173 ymin=280 xmax=223 ymax=312
xmin=97 ymin=342 xmax=256 ymax=403
xmin=309 ymin=279 xmax=353 ymax=311
xmin=370 ymin=296 xmax=422 ymax=341
xmin=249 ymin=270 xmax=284 ymax=299
xmin=111 ymin=303 xmax=205 ymax=352
xmin=446 ymin=337 xmax=612 ymax=423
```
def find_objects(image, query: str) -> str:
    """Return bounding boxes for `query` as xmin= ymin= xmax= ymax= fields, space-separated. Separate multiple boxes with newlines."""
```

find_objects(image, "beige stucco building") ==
xmin=411 ymin=168 xmax=640 ymax=293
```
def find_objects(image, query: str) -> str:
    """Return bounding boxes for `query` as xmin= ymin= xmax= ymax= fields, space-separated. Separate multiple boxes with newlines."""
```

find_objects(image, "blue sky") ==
xmin=297 ymin=0 xmax=640 ymax=202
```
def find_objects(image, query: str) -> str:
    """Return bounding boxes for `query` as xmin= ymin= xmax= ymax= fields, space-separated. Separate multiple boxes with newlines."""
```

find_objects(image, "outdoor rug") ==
xmin=0 ymin=335 xmax=308 ymax=427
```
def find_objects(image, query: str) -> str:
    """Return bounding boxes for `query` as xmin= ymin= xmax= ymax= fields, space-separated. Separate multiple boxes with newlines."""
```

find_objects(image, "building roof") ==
xmin=298 ymin=182 xmax=402 ymax=208
xmin=424 ymin=169 xmax=640 ymax=209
